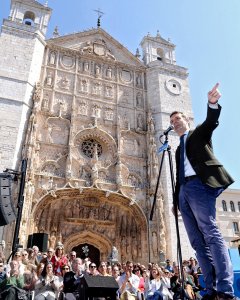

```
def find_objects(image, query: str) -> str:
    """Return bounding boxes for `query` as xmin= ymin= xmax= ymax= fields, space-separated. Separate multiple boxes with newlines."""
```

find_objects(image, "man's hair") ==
xmin=170 ymin=111 xmax=190 ymax=126
xmin=170 ymin=111 xmax=187 ymax=119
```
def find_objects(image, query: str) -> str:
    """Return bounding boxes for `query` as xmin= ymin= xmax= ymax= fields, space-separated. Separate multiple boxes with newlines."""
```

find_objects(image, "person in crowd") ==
xmin=107 ymin=263 xmax=112 ymax=276
xmin=133 ymin=266 xmax=145 ymax=300
xmin=98 ymin=261 xmax=111 ymax=276
xmin=145 ymin=266 xmax=172 ymax=300
xmin=112 ymin=264 xmax=120 ymax=283
xmin=171 ymin=83 xmax=235 ymax=300
xmin=0 ymin=260 xmax=25 ymax=299
xmin=28 ymin=248 xmax=39 ymax=271
xmin=0 ymin=259 xmax=6 ymax=284
xmin=88 ymin=262 xmax=99 ymax=276
xmin=62 ymin=257 xmax=84 ymax=300
xmin=51 ymin=242 xmax=68 ymax=276
xmin=186 ymin=258 xmax=199 ymax=288
xmin=33 ymin=245 xmax=42 ymax=264
xmin=165 ymin=259 xmax=174 ymax=273
xmin=12 ymin=251 xmax=26 ymax=275
xmin=118 ymin=260 xmax=140 ymax=300
xmin=68 ymin=251 xmax=77 ymax=271
xmin=34 ymin=262 xmax=61 ymax=300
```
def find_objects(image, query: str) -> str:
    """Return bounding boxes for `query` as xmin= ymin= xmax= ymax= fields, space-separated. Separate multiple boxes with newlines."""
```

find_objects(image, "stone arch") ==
xmin=27 ymin=187 xmax=149 ymax=263
xmin=64 ymin=230 xmax=112 ymax=261
xmin=23 ymin=11 xmax=35 ymax=25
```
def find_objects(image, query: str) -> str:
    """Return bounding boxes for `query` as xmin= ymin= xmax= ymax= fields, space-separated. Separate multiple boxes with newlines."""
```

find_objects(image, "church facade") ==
xmin=0 ymin=0 xmax=195 ymax=264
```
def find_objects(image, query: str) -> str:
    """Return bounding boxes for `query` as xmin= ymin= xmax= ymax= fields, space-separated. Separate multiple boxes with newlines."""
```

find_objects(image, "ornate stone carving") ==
xmin=136 ymin=92 xmax=143 ymax=107
xmin=49 ymin=51 xmax=57 ymax=65
xmin=46 ymin=72 xmax=54 ymax=87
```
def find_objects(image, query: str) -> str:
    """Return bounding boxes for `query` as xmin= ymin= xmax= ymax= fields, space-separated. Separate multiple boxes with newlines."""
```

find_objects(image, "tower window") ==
xmin=222 ymin=200 xmax=227 ymax=212
xmin=233 ymin=222 xmax=239 ymax=233
xmin=23 ymin=11 xmax=35 ymax=26
xmin=172 ymin=84 xmax=176 ymax=88
xmin=230 ymin=201 xmax=235 ymax=212
xmin=238 ymin=201 xmax=240 ymax=212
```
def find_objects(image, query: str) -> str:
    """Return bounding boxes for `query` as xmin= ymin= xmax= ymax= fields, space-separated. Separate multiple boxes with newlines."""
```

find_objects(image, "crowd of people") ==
xmin=0 ymin=243 xmax=205 ymax=300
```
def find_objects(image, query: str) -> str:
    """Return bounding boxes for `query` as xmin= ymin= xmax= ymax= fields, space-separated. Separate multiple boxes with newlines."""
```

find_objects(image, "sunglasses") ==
xmin=63 ymin=267 xmax=69 ymax=270
xmin=90 ymin=265 xmax=97 ymax=268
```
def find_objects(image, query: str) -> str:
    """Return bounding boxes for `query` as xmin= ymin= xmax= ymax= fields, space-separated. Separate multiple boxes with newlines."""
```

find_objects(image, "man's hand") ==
xmin=208 ymin=83 xmax=221 ymax=104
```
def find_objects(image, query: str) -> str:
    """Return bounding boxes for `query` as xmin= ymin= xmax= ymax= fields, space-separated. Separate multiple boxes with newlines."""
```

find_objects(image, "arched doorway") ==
xmin=72 ymin=243 xmax=100 ymax=267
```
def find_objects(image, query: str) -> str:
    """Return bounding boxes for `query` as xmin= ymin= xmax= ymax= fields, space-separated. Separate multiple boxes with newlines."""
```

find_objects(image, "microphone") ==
xmin=162 ymin=125 xmax=174 ymax=135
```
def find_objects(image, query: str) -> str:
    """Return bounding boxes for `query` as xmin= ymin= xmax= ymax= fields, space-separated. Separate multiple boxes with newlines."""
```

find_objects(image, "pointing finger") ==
xmin=210 ymin=83 xmax=219 ymax=93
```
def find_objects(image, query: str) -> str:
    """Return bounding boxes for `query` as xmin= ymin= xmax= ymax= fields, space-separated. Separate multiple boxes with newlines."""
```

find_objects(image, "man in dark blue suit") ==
xmin=171 ymin=83 xmax=235 ymax=300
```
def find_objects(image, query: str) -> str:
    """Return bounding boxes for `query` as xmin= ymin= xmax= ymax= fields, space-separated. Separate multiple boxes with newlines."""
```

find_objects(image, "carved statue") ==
xmin=106 ymin=66 xmax=112 ymax=78
xmin=137 ymin=114 xmax=144 ymax=130
xmin=46 ymin=73 xmax=53 ymax=87
xmin=109 ymin=246 xmax=118 ymax=262
xmin=49 ymin=52 xmax=56 ymax=65
xmin=83 ymin=61 xmax=89 ymax=71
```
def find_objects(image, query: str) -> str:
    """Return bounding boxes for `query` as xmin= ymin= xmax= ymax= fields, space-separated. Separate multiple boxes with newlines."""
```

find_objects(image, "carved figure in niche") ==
xmin=33 ymin=82 xmax=41 ymax=103
xmin=92 ymin=82 xmax=101 ymax=95
xmin=109 ymin=246 xmax=118 ymax=262
xmin=116 ymin=158 xmax=123 ymax=186
xmin=49 ymin=51 xmax=56 ymax=65
xmin=91 ymin=144 xmax=99 ymax=186
xmin=95 ymin=64 xmax=101 ymax=76
xmin=105 ymin=108 xmax=113 ymax=121
xmin=105 ymin=86 xmax=113 ymax=97
xmin=136 ymin=92 xmax=143 ymax=107
xmin=134 ymin=139 xmax=138 ymax=156
xmin=60 ymin=77 xmax=70 ymax=90
xmin=81 ymin=80 xmax=88 ymax=93
xmin=83 ymin=61 xmax=89 ymax=72
xmin=92 ymin=105 xmax=101 ymax=118
xmin=78 ymin=102 xmax=88 ymax=115
xmin=106 ymin=66 xmax=112 ymax=78
xmin=136 ymin=73 xmax=142 ymax=86
xmin=46 ymin=72 xmax=53 ymax=87
xmin=59 ymin=100 xmax=65 ymax=117
xmin=66 ymin=154 xmax=72 ymax=177
xmin=148 ymin=114 xmax=155 ymax=133
xmin=137 ymin=114 xmax=144 ymax=130
xmin=149 ymin=135 xmax=158 ymax=179
xmin=42 ymin=94 xmax=49 ymax=110
xmin=47 ymin=125 xmax=53 ymax=143
xmin=49 ymin=231 xmax=57 ymax=249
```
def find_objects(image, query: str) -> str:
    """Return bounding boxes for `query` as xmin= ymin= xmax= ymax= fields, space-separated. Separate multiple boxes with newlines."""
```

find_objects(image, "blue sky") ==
xmin=1 ymin=0 xmax=239 ymax=188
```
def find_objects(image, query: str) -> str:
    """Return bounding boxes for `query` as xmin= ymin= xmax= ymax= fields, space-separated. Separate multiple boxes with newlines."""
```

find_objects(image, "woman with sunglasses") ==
xmin=88 ymin=263 xmax=99 ymax=276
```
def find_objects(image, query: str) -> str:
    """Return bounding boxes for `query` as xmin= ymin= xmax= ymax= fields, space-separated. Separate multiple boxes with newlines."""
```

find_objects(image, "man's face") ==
xmin=10 ymin=260 xmax=19 ymax=272
xmin=126 ymin=263 xmax=134 ymax=274
xmin=170 ymin=113 xmax=189 ymax=136
xmin=73 ymin=259 xmax=82 ymax=273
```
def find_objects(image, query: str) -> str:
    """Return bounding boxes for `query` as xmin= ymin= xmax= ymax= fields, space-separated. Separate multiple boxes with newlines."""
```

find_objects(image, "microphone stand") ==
xmin=150 ymin=132 xmax=185 ymax=298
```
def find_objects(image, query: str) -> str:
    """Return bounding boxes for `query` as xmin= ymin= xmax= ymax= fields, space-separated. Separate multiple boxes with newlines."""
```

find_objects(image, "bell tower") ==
xmin=0 ymin=0 xmax=51 ymax=172
xmin=141 ymin=31 xmax=194 ymax=259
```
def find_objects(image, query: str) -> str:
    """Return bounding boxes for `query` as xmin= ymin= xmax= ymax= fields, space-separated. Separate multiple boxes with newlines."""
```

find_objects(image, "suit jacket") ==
xmin=174 ymin=104 xmax=234 ymax=205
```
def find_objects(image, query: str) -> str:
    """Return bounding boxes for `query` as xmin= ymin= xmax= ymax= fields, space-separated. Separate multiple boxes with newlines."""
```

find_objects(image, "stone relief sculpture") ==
xmin=95 ymin=64 xmax=101 ymax=77
xmin=136 ymin=92 xmax=143 ymax=107
xmin=42 ymin=94 xmax=49 ymax=110
xmin=46 ymin=72 xmax=53 ymax=87
xmin=78 ymin=102 xmax=88 ymax=115
xmin=137 ymin=114 xmax=144 ymax=130
xmin=106 ymin=66 xmax=112 ymax=78
xmin=83 ymin=61 xmax=89 ymax=72
xmin=49 ymin=51 xmax=56 ymax=65
xmin=136 ymin=73 xmax=142 ymax=86
xmin=105 ymin=85 xmax=113 ymax=98
xmin=59 ymin=76 xmax=70 ymax=90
